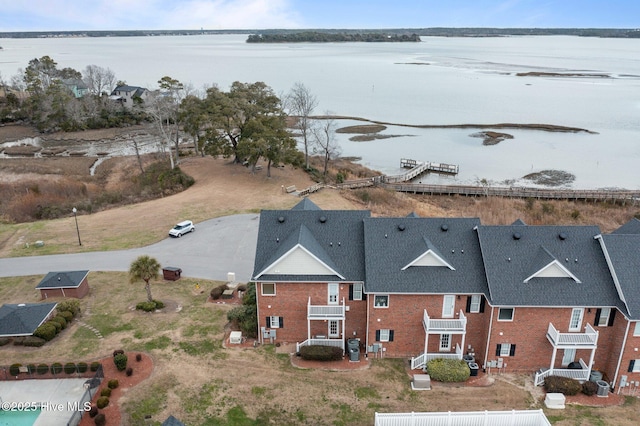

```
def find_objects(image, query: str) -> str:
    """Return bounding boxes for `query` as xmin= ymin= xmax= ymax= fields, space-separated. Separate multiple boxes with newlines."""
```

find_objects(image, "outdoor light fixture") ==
xmin=72 ymin=207 xmax=82 ymax=246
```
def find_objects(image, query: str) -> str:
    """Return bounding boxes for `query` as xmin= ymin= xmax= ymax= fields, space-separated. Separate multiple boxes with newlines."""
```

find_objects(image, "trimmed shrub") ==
xmin=96 ymin=396 xmax=110 ymax=409
xmin=33 ymin=323 xmax=57 ymax=341
xmin=94 ymin=412 xmax=106 ymax=426
xmin=126 ymin=367 xmax=133 ymax=376
xmin=27 ymin=364 xmax=37 ymax=374
xmin=135 ymin=353 xmax=142 ymax=362
xmin=12 ymin=336 xmax=25 ymax=346
xmin=299 ymin=345 xmax=343 ymax=361
xmin=77 ymin=362 xmax=88 ymax=373
xmin=114 ymin=353 xmax=128 ymax=371
xmin=51 ymin=362 xmax=63 ymax=375
xmin=210 ymin=284 xmax=229 ymax=300
xmin=90 ymin=362 xmax=102 ymax=372
xmin=64 ymin=362 xmax=77 ymax=374
xmin=52 ymin=315 xmax=68 ymax=329
xmin=37 ymin=363 xmax=49 ymax=375
xmin=113 ymin=349 xmax=125 ymax=357
xmin=0 ymin=337 xmax=11 ymax=346
xmin=100 ymin=387 xmax=112 ymax=397
xmin=236 ymin=284 xmax=248 ymax=293
xmin=136 ymin=301 xmax=164 ymax=312
xmin=9 ymin=363 xmax=22 ymax=376
xmin=582 ymin=380 xmax=598 ymax=396
xmin=544 ymin=376 xmax=582 ymax=396
xmin=57 ymin=299 xmax=81 ymax=317
xmin=46 ymin=320 xmax=62 ymax=333
xmin=107 ymin=379 xmax=119 ymax=389
xmin=59 ymin=310 xmax=74 ymax=322
xmin=426 ymin=358 xmax=470 ymax=382
xmin=89 ymin=405 xmax=99 ymax=418
xmin=23 ymin=336 xmax=46 ymax=347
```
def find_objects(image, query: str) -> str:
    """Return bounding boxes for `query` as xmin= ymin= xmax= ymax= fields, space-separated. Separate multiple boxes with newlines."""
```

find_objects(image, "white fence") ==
xmin=374 ymin=409 xmax=551 ymax=426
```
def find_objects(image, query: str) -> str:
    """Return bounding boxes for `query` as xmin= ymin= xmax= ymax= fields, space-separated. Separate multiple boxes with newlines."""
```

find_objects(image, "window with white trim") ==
xmin=269 ymin=316 xmax=281 ymax=328
xmin=498 ymin=308 xmax=514 ymax=321
xmin=374 ymin=295 xmax=389 ymax=308
xmin=500 ymin=343 xmax=511 ymax=357
xmin=262 ymin=282 xmax=276 ymax=296
xmin=328 ymin=283 xmax=339 ymax=305
xmin=379 ymin=329 xmax=390 ymax=342
xmin=439 ymin=334 xmax=451 ymax=351
xmin=352 ymin=283 xmax=363 ymax=301
xmin=634 ymin=322 xmax=640 ymax=336
xmin=597 ymin=308 xmax=611 ymax=326
xmin=469 ymin=295 xmax=481 ymax=313
xmin=631 ymin=360 xmax=640 ymax=373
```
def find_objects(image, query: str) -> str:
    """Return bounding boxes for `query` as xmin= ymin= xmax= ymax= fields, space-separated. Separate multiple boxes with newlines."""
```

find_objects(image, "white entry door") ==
xmin=328 ymin=320 xmax=339 ymax=338
xmin=328 ymin=283 xmax=339 ymax=305
xmin=562 ymin=348 xmax=576 ymax=366
xmin=443 ymin=295 xmax=455 ymax=318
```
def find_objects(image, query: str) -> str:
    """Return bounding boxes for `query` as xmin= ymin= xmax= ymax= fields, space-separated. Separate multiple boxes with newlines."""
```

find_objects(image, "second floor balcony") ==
xmin=307 ymin=297 xmax=346 ymax=320
xmin=422 ymin=309 xmax=467 ymax=334
xmin=546 ymin=322 xmax=598 ymax=348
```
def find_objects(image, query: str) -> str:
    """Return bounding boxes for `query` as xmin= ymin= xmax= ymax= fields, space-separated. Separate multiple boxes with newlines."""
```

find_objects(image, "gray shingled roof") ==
xmin=477 ymin=225 xmax=623 ymax=308
xmin=0 ymin=303 xmax=57 ymax=337
xmin=612 ymin=218 xmax=640 ymax=234
xmin=363 ymin=217 xmax=489 ymax=295
xmin=291 ymin=198 xmax=321 ymax=210
xmin=253 ymin=209 xmax=370 ymax=282
xmin=36 ymin=270 xmax=89 ymax=289
xmin=600 ymin=234 xmax=640 ymax=320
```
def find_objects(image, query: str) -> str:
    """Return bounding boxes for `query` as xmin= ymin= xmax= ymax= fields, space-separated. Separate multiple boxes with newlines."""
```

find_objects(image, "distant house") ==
xmin=62 ymin=78 xmax=89 ymax=98
xmin=109 ymin=85 xmax=149 ymax=108
xmin=36 ymin=270 xmax=90 ymax=299
xmin=0 ymin=303 xmax=57 ymax=337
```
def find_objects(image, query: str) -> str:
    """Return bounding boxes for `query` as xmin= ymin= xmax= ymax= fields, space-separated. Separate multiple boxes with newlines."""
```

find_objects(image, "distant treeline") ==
xmin=246 ymin=32 xmax=421 ymax=43
xmin=1 ymin=28 xmax=638 ymax=39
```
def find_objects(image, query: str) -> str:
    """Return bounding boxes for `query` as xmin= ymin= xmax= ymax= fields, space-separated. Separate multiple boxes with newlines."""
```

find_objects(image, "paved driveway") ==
xmin=0 ymin=214 xmax=260 ymax=283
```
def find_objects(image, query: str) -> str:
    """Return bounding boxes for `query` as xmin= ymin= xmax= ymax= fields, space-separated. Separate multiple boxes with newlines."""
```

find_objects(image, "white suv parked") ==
xmin=169 ymin=220 xmax=195 ymax=238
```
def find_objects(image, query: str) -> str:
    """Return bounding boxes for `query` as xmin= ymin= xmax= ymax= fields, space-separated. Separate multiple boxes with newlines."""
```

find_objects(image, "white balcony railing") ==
xmin=546 ymin=323 xmax=598 ymax=348
xmin=307 ymin=297 xmax=346 ymax=319
xmin=422 ymin=309 xmax=467 ymax=334
xmin=534 ymin=358 xmax=590 ymax=386
xmin=296 ymin=338 xmax=345 ymax=353
xmin=411 ymin=343 xmax=463 ymax=370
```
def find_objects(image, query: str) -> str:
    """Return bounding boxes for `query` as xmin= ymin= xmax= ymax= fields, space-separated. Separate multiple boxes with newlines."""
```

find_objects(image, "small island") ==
xmin=247 ymin=32 xmax=421 ymax=43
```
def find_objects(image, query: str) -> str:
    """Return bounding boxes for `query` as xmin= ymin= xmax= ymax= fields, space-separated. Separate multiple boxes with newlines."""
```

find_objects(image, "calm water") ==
xmin=1 ymin=34 xmax=639 ymax=189
xmin=0 ymin=408 xmax=41 ymax=426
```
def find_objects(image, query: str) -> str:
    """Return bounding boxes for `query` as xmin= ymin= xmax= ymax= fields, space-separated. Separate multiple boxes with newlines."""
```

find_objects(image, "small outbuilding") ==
xmin=36 ymin=270 xmax=90 ymax=299
xmin=0 ymin=303 xmax=58 ymax=337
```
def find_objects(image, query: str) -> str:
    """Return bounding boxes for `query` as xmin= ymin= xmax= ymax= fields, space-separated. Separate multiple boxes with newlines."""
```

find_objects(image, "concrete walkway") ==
xmin=0 ymin=214 xmax=260 ymax=283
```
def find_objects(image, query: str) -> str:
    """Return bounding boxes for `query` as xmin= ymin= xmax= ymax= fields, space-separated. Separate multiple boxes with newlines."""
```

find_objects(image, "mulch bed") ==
xmin=79 ymin=352 xmax=154 ymax=426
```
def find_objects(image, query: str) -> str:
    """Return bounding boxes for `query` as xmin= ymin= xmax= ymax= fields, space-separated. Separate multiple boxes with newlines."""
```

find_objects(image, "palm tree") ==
xmin=129 ymin=255 xmax=161 ymax=302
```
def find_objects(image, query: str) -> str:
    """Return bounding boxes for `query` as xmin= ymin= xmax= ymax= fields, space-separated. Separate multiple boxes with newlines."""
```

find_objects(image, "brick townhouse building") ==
xmin=252 ymin=199 xmax=640 ymax=390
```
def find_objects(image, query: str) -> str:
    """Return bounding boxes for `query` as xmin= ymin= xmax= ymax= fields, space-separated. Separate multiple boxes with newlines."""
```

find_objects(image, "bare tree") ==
xmin=148 ymin=76 xmax=188 ymax=169
xmin=311 ymin=114 xmax=342 ymax=180
xmin=285 ymin=82 xmax=318 ymax=170
xmin=83 ymin=65 xmax=116 ymax=95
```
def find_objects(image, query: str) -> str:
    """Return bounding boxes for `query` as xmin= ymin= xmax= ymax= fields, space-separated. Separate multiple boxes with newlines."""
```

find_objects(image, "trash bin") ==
xmin=162 ymin=267 xmax=182 ymax=281
xmin=468 ymin=362 xmax=479 ymax=377
xmin=347 ymin=339 xmax=360 ymax=362
xmin=596 ymin=380 xmax=610 ymax=397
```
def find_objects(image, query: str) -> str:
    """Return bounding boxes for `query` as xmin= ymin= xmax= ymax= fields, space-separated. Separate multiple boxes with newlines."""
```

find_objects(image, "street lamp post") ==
xmin=72 ymin=207 xmax=82 ymax=246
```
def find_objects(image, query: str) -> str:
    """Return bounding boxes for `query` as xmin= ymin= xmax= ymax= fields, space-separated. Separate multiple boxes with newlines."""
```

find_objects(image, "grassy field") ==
xmin=1 ymin=273 xmax=639 ymax=426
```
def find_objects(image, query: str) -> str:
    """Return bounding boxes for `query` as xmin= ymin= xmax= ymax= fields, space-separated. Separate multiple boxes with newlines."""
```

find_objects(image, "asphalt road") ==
xmin=0 ymin=214 xmax=260 ymax=283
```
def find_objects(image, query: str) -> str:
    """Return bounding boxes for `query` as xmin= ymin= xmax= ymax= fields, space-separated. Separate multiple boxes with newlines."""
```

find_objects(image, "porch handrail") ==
xmin=546 ymin=322 xmax=598 ymax=347
xmin=423 ymin=309 xmax=467 ymax=333
xmin=307 ymin=296 xmax=345 ymax=319
xmin=534 ymin=358 xmax=591 ymax=386
xmin=296 ymin=338 xmax=345 ymax=353
xmin=410 ymin=343 xmax=464 ymax=370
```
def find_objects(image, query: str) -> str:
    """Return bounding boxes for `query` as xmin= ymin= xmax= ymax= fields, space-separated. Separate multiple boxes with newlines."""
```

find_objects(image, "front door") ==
xmin=443 ymin=295 xmax=455 ymax=318
xmin=569 ymin=308 xmax=584 ymax=332
xmin=562 ymin=348 xmax=576 ymax=366
xmin=328 ymin=283 xmax=339 ymax=305
xmin=328 ymin=320 xmax=339 ymax=338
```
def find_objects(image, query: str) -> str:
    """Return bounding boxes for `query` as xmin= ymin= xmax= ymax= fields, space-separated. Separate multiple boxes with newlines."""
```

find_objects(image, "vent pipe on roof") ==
xmin=513 ymin=232 xmax=521 ymax=240
xmin=319 ymin=216 xmax=327 ymax=223
xmin=441 ymin=224 xmax=449 ymax=232
xmin=398 ymin=224 xmax=406 ymax=231
xmin=277 ymin=216 xmax=285 ymax=223
xmin=559 ymin=233 xmax=567 ymax=240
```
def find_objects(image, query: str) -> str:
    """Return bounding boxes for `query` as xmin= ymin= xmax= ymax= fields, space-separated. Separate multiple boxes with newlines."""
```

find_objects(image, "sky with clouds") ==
xmin=0 ymin=0 xmax=637 ymax=32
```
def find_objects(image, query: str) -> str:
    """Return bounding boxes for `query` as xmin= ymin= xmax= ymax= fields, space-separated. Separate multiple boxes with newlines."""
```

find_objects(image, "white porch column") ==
xmin=549 ymin=347 xmax=558 ymax=373
xmin=587 ymin=347 xmax=596 ymax=376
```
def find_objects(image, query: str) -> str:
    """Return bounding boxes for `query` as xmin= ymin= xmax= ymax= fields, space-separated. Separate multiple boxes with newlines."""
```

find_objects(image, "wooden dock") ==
xmin=389 ymin=159 xmax=459 ymax=183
